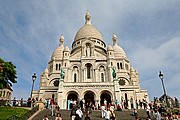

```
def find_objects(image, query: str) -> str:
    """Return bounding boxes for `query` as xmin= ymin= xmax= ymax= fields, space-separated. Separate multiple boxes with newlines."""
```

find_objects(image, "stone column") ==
xmin=58 ymin=79 xmax=65 ymax=109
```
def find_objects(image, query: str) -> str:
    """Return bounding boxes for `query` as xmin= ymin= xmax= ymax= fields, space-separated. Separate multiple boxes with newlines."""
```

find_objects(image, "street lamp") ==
xmin=159 ymin=71 xmax=167 ymax=108
xmin=30 ymin=73 xmax=36 ymax=99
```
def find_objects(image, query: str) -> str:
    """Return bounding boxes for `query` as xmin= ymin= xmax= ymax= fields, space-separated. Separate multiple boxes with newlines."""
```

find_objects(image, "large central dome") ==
xmin=74 ymin=11 xmax=103 ymax=42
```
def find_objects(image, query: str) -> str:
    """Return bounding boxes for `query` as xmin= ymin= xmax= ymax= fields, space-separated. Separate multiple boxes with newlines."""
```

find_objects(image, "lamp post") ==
xmin=159 ymin=71 xmax=167 ymax=108
xmin=30 ymin=73 xmax=36 ymax=99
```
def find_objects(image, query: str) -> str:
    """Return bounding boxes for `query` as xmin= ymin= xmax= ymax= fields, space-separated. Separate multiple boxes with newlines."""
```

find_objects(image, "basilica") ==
xmin=32 ymin=11 xmax=149 ymax=109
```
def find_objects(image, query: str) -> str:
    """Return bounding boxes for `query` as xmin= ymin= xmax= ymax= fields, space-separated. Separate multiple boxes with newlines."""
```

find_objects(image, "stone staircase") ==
xmin=32 ymin=109 xmax=149 ymax=120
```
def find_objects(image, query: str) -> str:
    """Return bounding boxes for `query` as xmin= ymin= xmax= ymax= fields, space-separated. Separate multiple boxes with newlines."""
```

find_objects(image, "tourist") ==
xmin=145 ymin=106 xmax=151 ymax=119
xmin=104 ymin=108 xmax=111 ymax=120
xmin=110 ymin=109 xmax=116 ymax=120
xmin=68 ymin=99 xmax=71 ymax=110
xmin=104 ymin=99 xmax=107 ymax=107
xmin=117 ymin=104 xmax=121 ymax=111
xmin=55 ymin=113 xmax=62 ymax=120
xmin=135 ymin=100 xmax=138 ymax=109
xmin=84 ymin=114 xmax=91 ymax=120
xmin=51 ymin=101 xmax=55 ymax=116
xmin=130 ymin=98 xmax=134 ymax=109
xmin=101 ymin=104 xmax=106 ymax=118
xmin=76 ymin=106 xmax=83 ymax=120
xmin=139 ymin=100 xmax=143 ymax=109
xmin=70 ymin=105 xmax=77 ymax=120
xmin=115 ymin=100 xmax=118 ymax=110
xmin=20 ymin=98 xmax=23 ymax=107
xmin=153 ymin=108 xmax=161 ymax=120
xmin=132 ymin=108 xmax=138 ymax=119
xmin=43 ymin=115 xmax=49 ymax=120
xmin=174 ymin=97 xmax=179 ymax=108
xmin=13 ymin=97 xmax=16 ymax=106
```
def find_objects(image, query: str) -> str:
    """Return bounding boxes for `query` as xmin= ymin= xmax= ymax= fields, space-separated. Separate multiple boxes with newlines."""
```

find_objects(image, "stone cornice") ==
xmin=63 ymin=84 xmax=114 ymax=88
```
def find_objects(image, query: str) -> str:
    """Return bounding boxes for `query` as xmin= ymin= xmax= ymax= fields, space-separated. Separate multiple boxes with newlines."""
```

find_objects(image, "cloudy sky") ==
xmin=0 ymin=0 xmax=180 ymax=101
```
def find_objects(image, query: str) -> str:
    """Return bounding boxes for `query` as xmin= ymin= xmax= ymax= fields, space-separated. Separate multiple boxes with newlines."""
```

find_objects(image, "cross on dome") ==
xmin=85 ymin=10 xmax=91 ymax=25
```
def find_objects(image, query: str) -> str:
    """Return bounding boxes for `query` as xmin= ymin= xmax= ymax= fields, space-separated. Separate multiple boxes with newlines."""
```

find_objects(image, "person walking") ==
xmin=55 ymin=113 xmax=62 ymax=120
xmin=43 ymin=115 xmax=49 ymax=120
xmin=76 ymin=106 xmax=83 ymax=120
xmin=51 ymin=102 xmax=55 ymax=116
xmin=70 ymin=105 xmax=77 ymax=120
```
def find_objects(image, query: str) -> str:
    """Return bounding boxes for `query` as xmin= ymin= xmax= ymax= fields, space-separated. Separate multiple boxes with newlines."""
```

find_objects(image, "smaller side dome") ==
xmin=64 ymin=45 xmax=70 ymax=52
xmin=112 ymin=34 xmax=127 ymax=58
xmin=107 ymin=44 xmax=113 ymax=51
xmin=51 ymin=34 xmax=65 ymax=60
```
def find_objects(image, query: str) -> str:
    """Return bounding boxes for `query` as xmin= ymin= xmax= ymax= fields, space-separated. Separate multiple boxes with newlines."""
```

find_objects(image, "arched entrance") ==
xmin=67 ymin=91 xmax=78 ymax=109
xmin=84 ymin=91 xmax=95 ymax=105
xmin=100 ymin=91 xmax=112 ymax=105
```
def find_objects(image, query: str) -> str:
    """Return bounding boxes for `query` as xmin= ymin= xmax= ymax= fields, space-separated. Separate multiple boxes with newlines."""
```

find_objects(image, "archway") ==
xmin=100 ymin=91 xmax=112 ymax=105
xmin=125 ymin=93 xmax=128 ymax=109
xmin=67 ymin=91 xmax=78 ymax=109
xmin=84 ymin=91 xmax=95 ymax=105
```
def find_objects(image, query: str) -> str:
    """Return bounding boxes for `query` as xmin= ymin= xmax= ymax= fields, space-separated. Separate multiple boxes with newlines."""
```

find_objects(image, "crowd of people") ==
xmin=9 ymin=96 xmax=180 ymax=120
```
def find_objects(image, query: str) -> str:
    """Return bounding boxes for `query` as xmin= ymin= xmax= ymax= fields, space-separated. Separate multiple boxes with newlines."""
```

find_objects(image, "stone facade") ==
xmin=32 ymin=11 xmax=149 ymax=109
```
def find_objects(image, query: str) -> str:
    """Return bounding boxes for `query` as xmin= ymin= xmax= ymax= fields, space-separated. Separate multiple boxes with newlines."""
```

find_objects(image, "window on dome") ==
xmin=120 ymin=63 xmax=123 ymax=69
xmin=65 ymin=63 xmax=66 ymax=67
xmin=56 ymin=64 xmax=58 ymax=70
xmin=77 ymin=41 xmax=80 ymax=44
xmin=97 ymin=41 xmax=100 ymax=44
xmin=117 ymin=63 xmax=120 ymax=69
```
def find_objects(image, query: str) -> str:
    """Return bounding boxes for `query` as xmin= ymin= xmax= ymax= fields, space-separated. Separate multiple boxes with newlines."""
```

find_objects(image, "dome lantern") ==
xmin=113 ymin=33 xmax=118 ymax=46
xmin=85 ymin=10 xmax=91 ymax=25
xmin=59 ymin=34 xmax=64 ymax=46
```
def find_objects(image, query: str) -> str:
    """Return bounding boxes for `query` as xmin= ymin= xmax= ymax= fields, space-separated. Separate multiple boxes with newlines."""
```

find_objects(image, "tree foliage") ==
xmin=0 ymin=58 xmax=17 ymax=89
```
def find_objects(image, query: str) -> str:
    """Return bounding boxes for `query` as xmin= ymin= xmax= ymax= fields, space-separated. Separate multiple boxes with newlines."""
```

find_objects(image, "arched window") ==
xmin=73 ymin=66 xmax=78 ymax=82
xmin=101 ymin=73 xmax=104 ymax=82
xmin=99 ymin=66 xmax=105 ymax=82
xmin=87 ymin=64 xmax=91 ymax=79
xmin=74 ymin=73 xmax=77 ymax=82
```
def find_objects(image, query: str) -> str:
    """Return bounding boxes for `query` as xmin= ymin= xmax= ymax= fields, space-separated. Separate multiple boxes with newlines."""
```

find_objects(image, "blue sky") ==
xmin=0 ymin=0 xmax=180 ymax=101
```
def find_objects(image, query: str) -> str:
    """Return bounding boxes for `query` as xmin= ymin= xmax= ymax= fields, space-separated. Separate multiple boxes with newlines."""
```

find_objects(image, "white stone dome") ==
xmin=74 ymin=11 xmax=103 ymax=42
xmin=112 ymin=34 xmax=126 ymax=58
xmin=51 ymin=34 xmax=64 ymax=60
xmin=74 ymin=24 xmax=103 ymax=41
xmin=64 ymin=45 xmax=70 ymax=52
xmin=107 ymin=44 xmax=113 ymax=51
xmin=113 ymin=44 xmax=126 ymax=58
xmin=51 ymin=45 xmax=64 ymax=60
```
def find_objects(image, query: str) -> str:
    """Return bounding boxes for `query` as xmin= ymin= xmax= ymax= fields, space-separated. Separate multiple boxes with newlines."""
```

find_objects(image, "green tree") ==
xmin=0 ymin=58 xmax=17 ymax=89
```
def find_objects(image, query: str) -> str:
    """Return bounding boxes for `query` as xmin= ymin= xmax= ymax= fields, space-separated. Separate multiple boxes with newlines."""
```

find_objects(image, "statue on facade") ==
xmin=86 ymin=45 xmax=90 ymax=57
xmin=60 ymin=68 xmax=65 ymax=79
xmin=112 ymin=67 xmax=116 ymax=79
